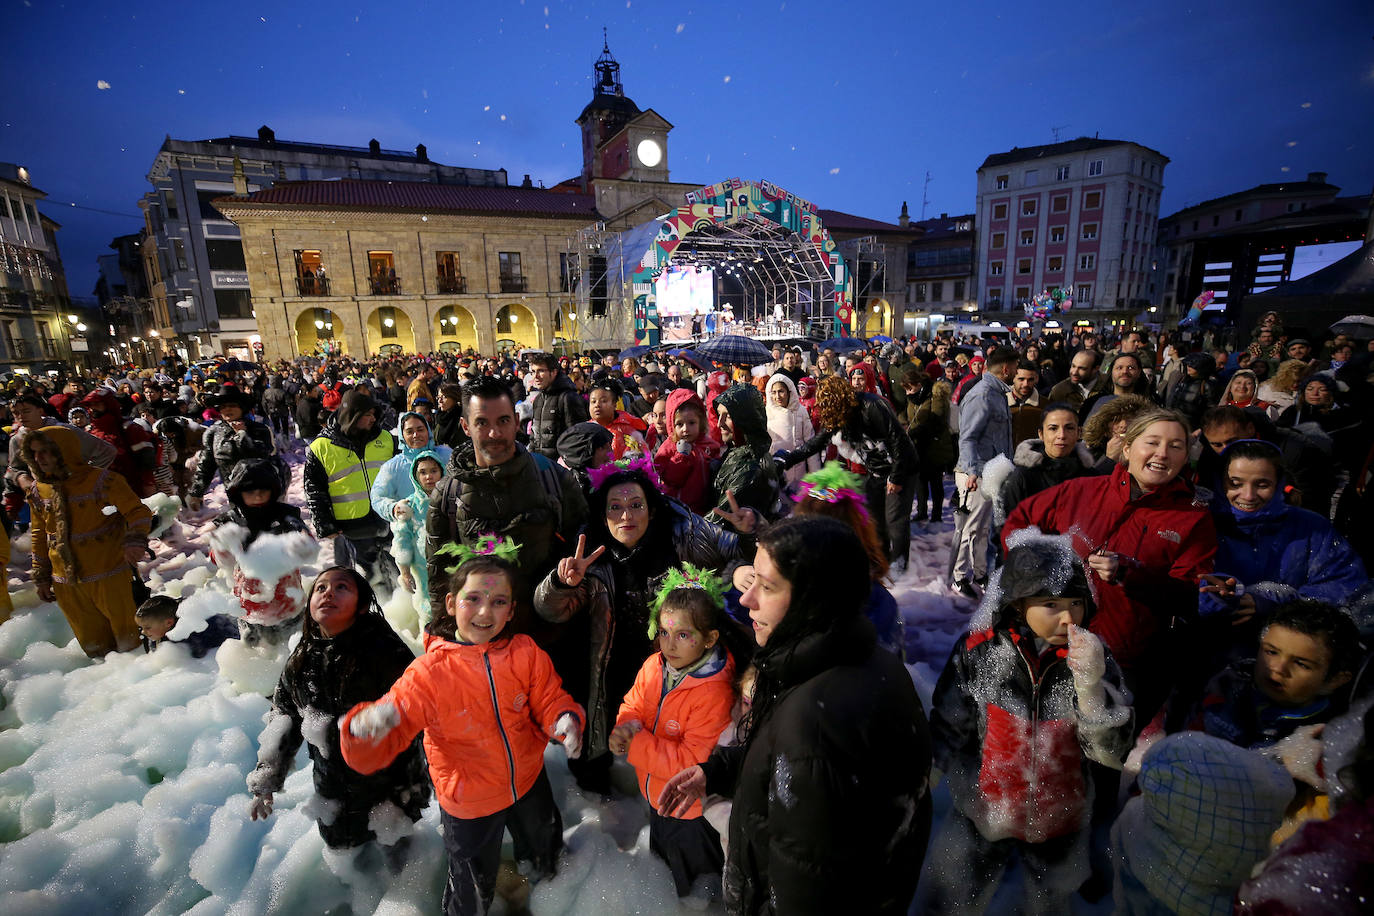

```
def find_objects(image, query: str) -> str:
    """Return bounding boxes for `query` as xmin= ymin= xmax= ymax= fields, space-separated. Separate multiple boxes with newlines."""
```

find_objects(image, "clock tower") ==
xmin=576 ymin=33 xmax=672 ymax=187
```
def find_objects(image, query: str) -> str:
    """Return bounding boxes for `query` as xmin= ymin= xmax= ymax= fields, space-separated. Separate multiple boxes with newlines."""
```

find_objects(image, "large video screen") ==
xmin=1289 ymin=240 xmax=1362 ymax=282
xmin=654 ymin=266 xmax=715 ymax=317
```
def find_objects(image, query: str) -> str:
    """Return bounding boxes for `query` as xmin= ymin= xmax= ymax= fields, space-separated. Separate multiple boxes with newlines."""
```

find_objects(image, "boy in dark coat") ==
xmin=135 ymin=595 xmax=238 ymax=659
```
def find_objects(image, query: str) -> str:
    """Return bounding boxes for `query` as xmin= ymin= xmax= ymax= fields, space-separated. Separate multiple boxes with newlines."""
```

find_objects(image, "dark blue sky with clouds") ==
xmin=5 ymin=0 xmax=1373 ymax=296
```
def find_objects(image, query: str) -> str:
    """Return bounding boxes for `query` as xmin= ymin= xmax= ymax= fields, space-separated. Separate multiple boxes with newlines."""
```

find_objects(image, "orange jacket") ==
xmin=616 ymin=648 xmax=736 ymax=819
xmin=341 ymin=632 xmax=582 ymax=819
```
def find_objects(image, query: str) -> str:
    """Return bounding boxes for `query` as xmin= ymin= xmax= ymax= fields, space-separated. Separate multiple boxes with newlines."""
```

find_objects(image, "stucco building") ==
xmin=0 ymin=163 xmax=75 ymax=374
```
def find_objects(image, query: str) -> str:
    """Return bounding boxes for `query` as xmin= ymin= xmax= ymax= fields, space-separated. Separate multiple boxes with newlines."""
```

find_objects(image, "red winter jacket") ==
xmin=80 ymin=390 xmax=158 ymax=498
xmin=1002 ymin=463 xmax=1216 ymax=668
xmin=341 ymin=632 xmax=582 ymax=819
xmin=617 ymin=648 xmax=736 ymax=819
xmin=653 ymin=389 xmax=720 ymax=514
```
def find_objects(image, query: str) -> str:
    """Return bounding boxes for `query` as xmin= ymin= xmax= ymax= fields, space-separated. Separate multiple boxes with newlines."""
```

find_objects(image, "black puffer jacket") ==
xmin=989 ymin=438 xmax=1101 ymax=528
xmin=425 ymin=441 xmax=587 ymax=626
xmin=700 ymin=613 xmax=932 ymax=916
xmin=787 ymin=391 xmax=917 ymax=484
xmin=248 ymin=613 xmax=429 ymax=848
xmin=214 ymin=457 xmax=307 ymax=543
xmin=301 ymin=394 xmax=396 ymax=539
xmin=190 ymin=415 xmax=277 ymax=499
xmin=530 ymin=372 xmax=590 ymax=459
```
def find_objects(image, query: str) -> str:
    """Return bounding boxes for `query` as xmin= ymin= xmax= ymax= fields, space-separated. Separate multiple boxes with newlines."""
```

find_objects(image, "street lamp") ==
xmin=67 ymin=314 xmax=78 ymax=324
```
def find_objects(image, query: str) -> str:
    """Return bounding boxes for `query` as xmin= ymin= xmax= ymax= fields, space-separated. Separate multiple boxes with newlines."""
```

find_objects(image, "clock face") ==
xmin=636 ymin=138 xmax=662 ymax=168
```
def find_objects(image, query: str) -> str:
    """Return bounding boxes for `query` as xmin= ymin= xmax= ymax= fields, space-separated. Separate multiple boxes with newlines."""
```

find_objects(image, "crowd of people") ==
xmin=1 ymin=308 xmax=1372 ymax=914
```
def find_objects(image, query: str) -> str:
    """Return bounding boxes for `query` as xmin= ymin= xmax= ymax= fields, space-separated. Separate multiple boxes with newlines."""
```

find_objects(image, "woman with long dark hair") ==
xmin=657 ymin=516 xmax=932 ymax=915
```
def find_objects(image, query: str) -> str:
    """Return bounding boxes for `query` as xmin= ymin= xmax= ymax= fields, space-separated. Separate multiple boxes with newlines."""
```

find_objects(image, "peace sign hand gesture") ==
xmin=710 ymin=489 xmax=758 ymax=534
xmin=557 ymin=534 xmax=606 ymax=588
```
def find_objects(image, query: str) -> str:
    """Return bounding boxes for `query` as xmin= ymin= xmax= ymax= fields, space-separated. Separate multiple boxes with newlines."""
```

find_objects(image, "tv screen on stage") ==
xmin=654 ymin=266 xmax=714 ymax=317
xmin=1288 ymin=240 xmax=1362 ymax=282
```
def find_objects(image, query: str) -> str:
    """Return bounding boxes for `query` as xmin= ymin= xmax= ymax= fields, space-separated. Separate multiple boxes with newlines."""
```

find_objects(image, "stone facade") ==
xmin=214 ymin=204 xmax=591 ymax=361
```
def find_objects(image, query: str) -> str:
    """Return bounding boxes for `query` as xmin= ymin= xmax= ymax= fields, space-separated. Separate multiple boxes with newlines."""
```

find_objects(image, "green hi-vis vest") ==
xmin=309 ymin=431 xmax=394 ymax=521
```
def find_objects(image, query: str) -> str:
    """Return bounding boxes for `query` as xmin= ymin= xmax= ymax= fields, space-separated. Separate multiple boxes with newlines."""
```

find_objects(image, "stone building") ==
xmin=0 ymin=163 xmax=75 ymax=374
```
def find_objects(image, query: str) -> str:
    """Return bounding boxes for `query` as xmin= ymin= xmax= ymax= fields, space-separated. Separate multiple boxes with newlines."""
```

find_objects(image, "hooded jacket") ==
xmin=533 ymin=495 xmax=745 ymax=757
xmin=1236 ymin=795 xmax=1374 ymax=916
xmin=617 ymin=646 xmax=736 ymax=819
xmin=390 ymin=449 xmax=443 ymax=625
xmin=986 ymin=438 xmax=1101 ymax=528
xmin=912 ymin=378 xmax=955 ymax=468
xmin=368 ymin=411 xmax=452 ymax=522
xmin=764 ymin=373 xmax=819 ymax=485
xmin=26 ymin=425 xmax=154 ymax=587
xmin=698 ymin=613 xmax=932 ymax=916
xmin=653 ymin=389 xmax=720 ymax=514
xmin=530 ymin=370 xmax=590 ymax=459
xmin=341 ymin=631 xmax=582 ymax=820
xmin=79 ymin=389 xmax=159 ymax=498
xmin=787 ymin=391 xmax=917 ymax=485
xmin=711 ymin=384 xmax=783 ymax=519
xmin=302 ymin=392 xmax=397 ymax=539
xmin=1003 ymin=463 xmax=1216 ymax=668
xmin=931 ymin=540 xmax=1132 ymax=843
xmin=249 ymin=612 xmax=429 ymax=847
xmin=212 ymin=458 xmax=310 ymax=627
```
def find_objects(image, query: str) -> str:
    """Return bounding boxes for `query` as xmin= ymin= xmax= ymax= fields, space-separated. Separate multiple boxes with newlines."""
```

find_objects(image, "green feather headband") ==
xmin=794 ymin=460 xmax=872 ymax=524
xmin=435 ymin=534 xmax=521 ymax=574
xmin=647 ymin=563 xmax=726 ymax=639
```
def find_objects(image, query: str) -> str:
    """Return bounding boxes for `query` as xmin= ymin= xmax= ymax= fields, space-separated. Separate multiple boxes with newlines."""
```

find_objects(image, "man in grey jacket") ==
xmin=949 ymin=346 xmax=1017 ymax=599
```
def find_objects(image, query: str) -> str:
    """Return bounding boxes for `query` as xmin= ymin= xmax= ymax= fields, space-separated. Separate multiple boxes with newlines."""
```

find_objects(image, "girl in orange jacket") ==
xmin=608 ymin=564 xmax=748 ymax=898
xmin=340 ymin=543 xmax=584 ymax=916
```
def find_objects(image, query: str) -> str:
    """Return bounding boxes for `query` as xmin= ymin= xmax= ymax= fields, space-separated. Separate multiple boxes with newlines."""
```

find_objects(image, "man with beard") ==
xmin=303 ymin=390 xmax=397 ymax=584
xmin=425 ymin=376 xmax=586 ymax=629
xmin=1048 ymin=348 xmax=1108 ymax=413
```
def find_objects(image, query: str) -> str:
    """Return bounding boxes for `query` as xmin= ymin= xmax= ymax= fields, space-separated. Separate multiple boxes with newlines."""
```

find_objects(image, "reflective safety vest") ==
xmin=309 ymin=431 xmax=394 ymax=522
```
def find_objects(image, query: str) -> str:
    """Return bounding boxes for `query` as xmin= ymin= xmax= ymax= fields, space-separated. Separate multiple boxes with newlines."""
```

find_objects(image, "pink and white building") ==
xmin=974 ymin=137 xmax=1168 ymax=323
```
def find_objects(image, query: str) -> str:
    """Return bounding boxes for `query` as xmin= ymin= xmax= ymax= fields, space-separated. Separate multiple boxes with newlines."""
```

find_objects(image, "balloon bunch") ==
xmin=1023 ymin=287 xmax=1073 ymax=320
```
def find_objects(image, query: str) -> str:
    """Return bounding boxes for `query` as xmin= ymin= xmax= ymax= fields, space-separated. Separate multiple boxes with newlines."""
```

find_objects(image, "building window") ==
xmin=1050 ymin=226 xmax=1066 ymax=244
xmin=1078 ymin=253 xmax=1096 ymax=270
xmin=989 ymin=260 xmax=1004 ymax=276
xmin=1077 ymin=283 xmax=1092 ymax=300
xmin=162 ymin=190 xmax=178 ymax=220
xmin=1017 ymin=258 xmax=1032 ymax=275
xmin=498 ymin=251 xmax=525 ymax=292
xmin=1192 ymin=220 xmax=1199 ymax=231
xmin=1024 ymin=169 xmax=1038 ymax=187
xmin=214 ymin=289 xmax=253 ymax=320
xmin=1088 ymin=160 xmax=1103 ymax=177
xmin=992 ymin=202 xmax=1008 ymax=220
xmin=1015 ymin=286 xmax=1030 ymax=301
xmin=991 ymin=231 xmax=1006 ymax=249
xmin=995 ymin=175 xmax=1009 ymax=190
xmin=1047 ymin=255 xmax=1064 ymax=272
xmin=930 ymin=281 xmax=944 ymax=301
xmin=368 ymin=251 xmax=399 ymax=294
xmin=1021 ymin=199 xmax=1037 ymax=216
xmin=913 ymin=283 xmax=926 ymax=303
xmin=988 ymin=287 xmax=1003 ymax=305
xmin=1020 ymin=229 xmax=1035 ymax=246
xmin=953 ymin=280 xmax=965 ymax=300
xmin=558 ymin=252 xmax=572 ymax=292
xmin=1080 ymin=223 xmax=1098 ymax=241
xmin=1212 ymin=214 xmax=1220 ymax=227
xmin=206 ymin=240 xmax=246 ymax=271
xmin=1056 ymin=164 xmax=1070 ymax=181
xmin=1083 ymin=191 xmax=1102 ymax=210
xmin=294 ymin=249 xmax=328 ymax=295
xmin=172 ymin=239 xmax=188 ymax=271
xmin=436 ymin=251 xmax=465 ymax=293
xmin=1051 ymin=194 xmax=1069 ymax=213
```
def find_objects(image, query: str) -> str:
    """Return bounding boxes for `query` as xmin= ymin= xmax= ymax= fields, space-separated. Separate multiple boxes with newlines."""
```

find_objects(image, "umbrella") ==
xmin=666 ymin=348 xmax=706 ymax=369
xmin=218 ymin=357 xmax=249 ymax=374
xmin=868 ymin=335 xmax=894 ymax=345
xmin=693 ymin=334 xmax=775 ymax=367
xmin=1329 ymin=315 xmax=1374 ymax=338
xmin=617 ymin=345 xmax=653 ymax=361
xmin=819 ymin=337 xmax=868 ymax=355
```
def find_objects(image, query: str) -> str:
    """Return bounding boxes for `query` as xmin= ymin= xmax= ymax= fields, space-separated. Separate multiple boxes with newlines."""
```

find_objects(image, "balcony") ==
xmin=295 ymin=276 xmax=332 ymax=296
xmin=499 ymin=275 xmax=527 ymax=293
xmin=369 ymin=276 xmax=402 ymax=295
xmin=436 ymin=275 xmax=467 ymax=294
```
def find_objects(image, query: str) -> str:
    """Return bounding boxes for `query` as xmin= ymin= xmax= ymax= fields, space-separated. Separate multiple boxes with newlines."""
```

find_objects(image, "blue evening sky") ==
xmin=4 ymin=0 xmax=1372 ymax=296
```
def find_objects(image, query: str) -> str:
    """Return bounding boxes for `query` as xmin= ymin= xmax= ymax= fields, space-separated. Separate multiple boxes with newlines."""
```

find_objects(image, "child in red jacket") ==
xmin=341 ymin=539 xmax=584 ymax=916
xmin=608 ymin=564 xmax=748 ymax=898
xmin=653 ymin=389 xmax=719 ymax=514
